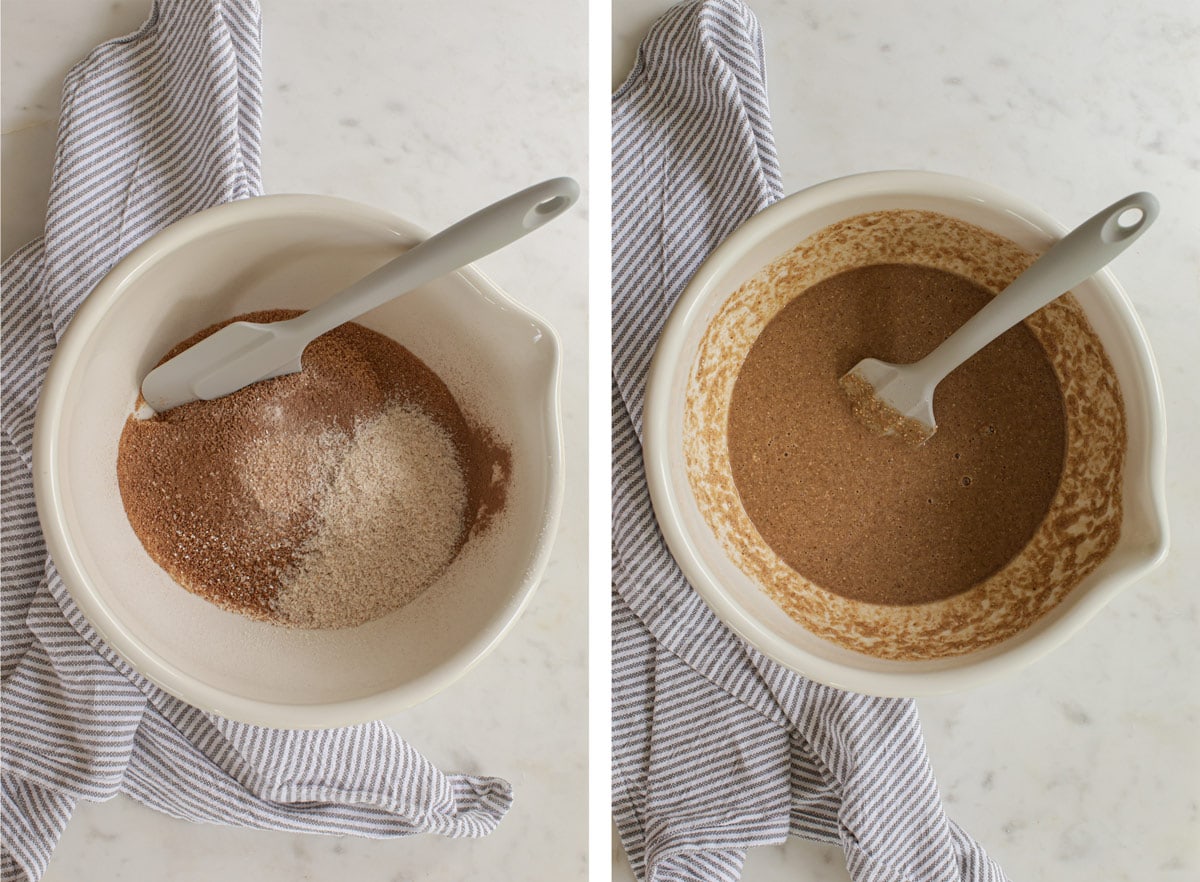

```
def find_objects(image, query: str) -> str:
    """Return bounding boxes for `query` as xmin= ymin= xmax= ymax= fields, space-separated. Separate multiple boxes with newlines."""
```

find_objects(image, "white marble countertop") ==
xmin=614 ymin=1 xmax=1200 ymax=880
xmin=2 ymin=1 xmax=587 ymax=880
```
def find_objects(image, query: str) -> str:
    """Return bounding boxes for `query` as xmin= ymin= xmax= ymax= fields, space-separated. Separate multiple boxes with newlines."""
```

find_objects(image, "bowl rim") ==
xmin=642 ymin=169 xmax=1169 ymax=696
xmin=32 ymin=193 xmax=565 ymax=727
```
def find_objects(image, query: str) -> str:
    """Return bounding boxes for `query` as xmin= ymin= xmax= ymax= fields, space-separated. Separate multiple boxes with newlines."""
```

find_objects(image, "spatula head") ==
xmin=140 ymin=319 xmax=305 ymax=415
xmin=839 ymin=358 xmax=938 ymax=446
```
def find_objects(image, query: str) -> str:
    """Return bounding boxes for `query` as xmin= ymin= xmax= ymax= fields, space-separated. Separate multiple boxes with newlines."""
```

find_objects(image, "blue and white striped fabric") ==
xmin=0 ymin=3 xmax=510 ymax=880
xmin=611 ymin=3 xmax=1008 ymax=880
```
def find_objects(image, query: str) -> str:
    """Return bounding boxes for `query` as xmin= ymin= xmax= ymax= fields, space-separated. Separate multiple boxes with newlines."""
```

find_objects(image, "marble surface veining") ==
xmin=613 ymin=1 xmax=1199 ymax=880
xmin=2 ymin=0 xmax=587 ymax=880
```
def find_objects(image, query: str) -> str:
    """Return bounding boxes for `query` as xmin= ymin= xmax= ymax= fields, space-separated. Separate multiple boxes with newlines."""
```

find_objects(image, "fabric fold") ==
xmin=1 ymin=4 xmax=510 ymax=880
xmin=611 ymin=2 xmax=1007 ymax=880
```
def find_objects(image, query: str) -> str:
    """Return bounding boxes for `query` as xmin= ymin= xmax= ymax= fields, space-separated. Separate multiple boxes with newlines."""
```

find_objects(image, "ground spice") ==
xmin=727 ymin=263 xmax=1067 ymax=606
xmin=117 ymin=309 xmax=510 ymax=628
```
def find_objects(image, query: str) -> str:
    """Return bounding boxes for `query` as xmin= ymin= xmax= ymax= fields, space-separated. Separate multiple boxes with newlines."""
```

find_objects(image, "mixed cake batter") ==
xmin=727 ymin=263 xmax=1066 ymax=606
xmin=685 ymin=209 xmax=1126 ymax=659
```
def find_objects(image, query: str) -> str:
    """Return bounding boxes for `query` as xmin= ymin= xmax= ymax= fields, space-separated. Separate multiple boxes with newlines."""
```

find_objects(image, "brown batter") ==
xmin=727 ymin=263 xmax=1066 ymax=606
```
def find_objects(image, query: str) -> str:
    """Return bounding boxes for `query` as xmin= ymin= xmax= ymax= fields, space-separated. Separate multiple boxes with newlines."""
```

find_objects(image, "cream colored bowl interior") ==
xmin=642 ymin=171 xmax=1168 ymax=695
xmin=34 ymin=195 xmax=563 ymax=727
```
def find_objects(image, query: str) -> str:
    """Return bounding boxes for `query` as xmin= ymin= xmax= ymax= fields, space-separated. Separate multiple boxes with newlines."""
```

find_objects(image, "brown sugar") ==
xmin=726 ymin=263 xmax=1066 ymax=606
xmin=116 ymin=310 xmax=510 ymax=628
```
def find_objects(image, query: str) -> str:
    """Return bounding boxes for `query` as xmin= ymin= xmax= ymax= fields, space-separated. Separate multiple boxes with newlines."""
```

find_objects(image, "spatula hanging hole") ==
xmin=1117 ymin=207 xmax=1143 ymax=230
xmin=536 ymin=195 xmax=569 ymax=215
xmin=523 ymin=195 xmax=571 ymax=229
xmin=1100 ymin=194 xmax=1157 ymax=243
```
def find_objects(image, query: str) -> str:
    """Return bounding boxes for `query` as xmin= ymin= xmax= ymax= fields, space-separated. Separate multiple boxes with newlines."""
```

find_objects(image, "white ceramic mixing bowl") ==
xmin=642 ymin=170 xmax=1168 ymax=696
xmin=33 ymin=194 xmax=563 ymax=727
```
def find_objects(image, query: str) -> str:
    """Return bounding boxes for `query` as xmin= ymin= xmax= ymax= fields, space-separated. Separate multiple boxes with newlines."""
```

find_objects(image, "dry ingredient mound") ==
xmin=117 ymin=310 xmax=511 ymax=629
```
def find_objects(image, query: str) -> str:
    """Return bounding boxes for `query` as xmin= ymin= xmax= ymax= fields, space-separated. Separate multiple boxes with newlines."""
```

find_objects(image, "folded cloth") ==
xmin=611 ymin=2 xmax=1008 ymax=880
xmin=0 ymin=3 xmax=511 ymax=880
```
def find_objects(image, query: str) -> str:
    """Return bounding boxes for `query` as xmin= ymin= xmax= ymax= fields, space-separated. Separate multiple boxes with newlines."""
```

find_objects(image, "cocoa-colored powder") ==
xmin=117 ymin=309 xmax=509 ymax=627
xmin=727 ymin=264 xmax=1066 ymax=606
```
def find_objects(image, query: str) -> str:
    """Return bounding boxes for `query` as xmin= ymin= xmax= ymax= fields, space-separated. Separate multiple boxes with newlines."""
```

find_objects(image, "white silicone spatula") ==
xmin=140 ymin=177 xmax=579 ymax=415
xmin=840 ymin=191 xmax=1158 ymax=444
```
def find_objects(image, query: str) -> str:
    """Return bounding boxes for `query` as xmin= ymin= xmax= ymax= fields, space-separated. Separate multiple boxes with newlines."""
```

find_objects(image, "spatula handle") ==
xmin=293 ymin=177 xmax=580 ymax=339
xmin=914 ymin=191 xmax=1158 ymax=388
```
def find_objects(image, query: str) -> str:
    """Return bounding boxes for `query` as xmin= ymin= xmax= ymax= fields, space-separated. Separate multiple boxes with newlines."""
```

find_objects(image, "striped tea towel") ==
xmin=611 ymin=2 xmax=1008 ymax=880
xmin=0 ymin=3 xmax=510 ymax=880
